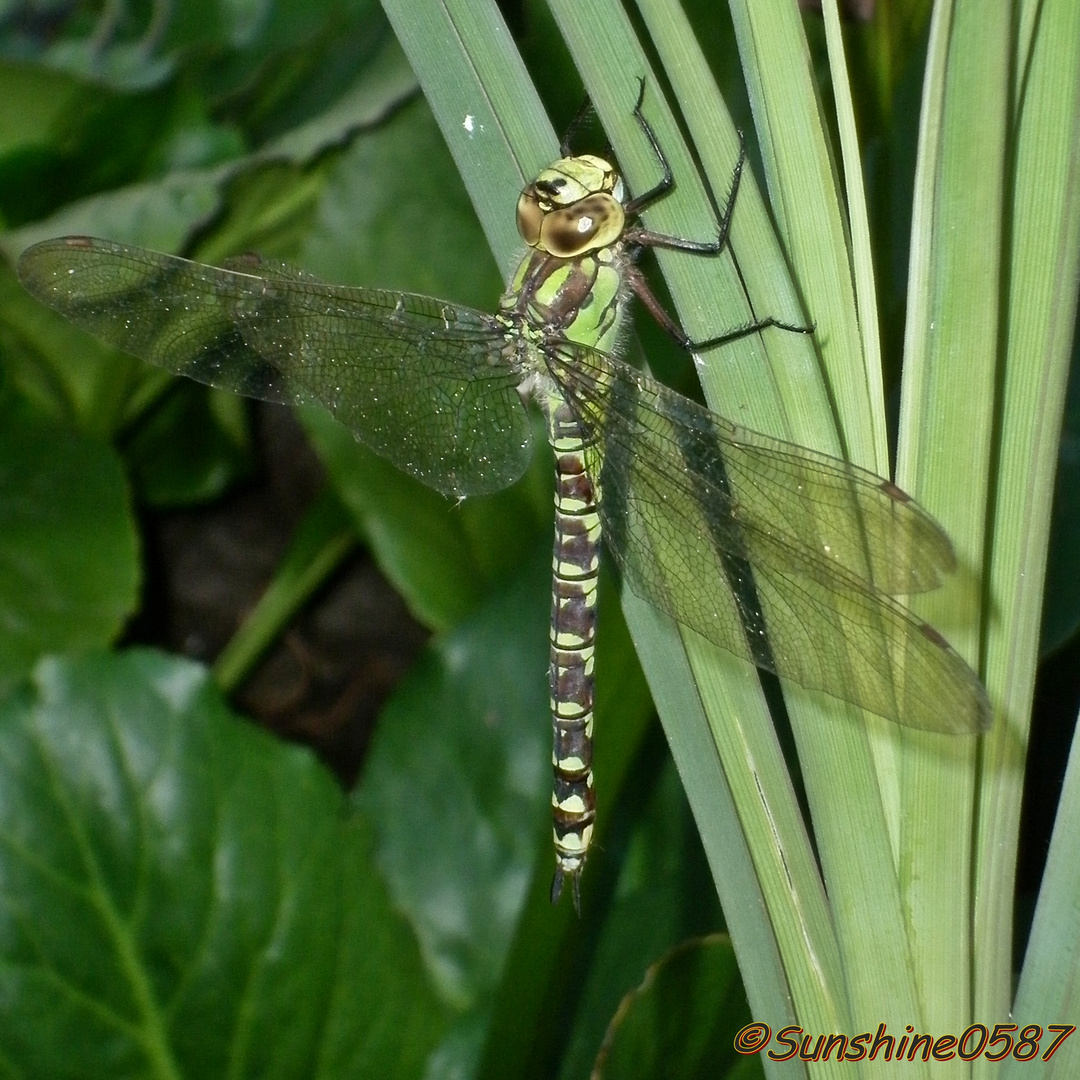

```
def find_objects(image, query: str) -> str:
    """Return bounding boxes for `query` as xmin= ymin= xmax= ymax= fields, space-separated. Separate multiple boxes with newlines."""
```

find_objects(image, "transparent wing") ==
xmin=18 ymin=237 xmax=533 ymax=498
xmin=548 ymin=343 xmax=990 ymax=734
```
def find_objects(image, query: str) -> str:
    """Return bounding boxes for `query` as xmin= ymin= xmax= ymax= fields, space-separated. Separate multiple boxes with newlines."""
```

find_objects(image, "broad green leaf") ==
xmin=299 ymin=97 xmax=502 ymax=306
xmin=0 ymin=61 xmax=87 ymax=158
xmin=354 ymin=546 xmax=552 ymax=1007
xmin=303 ymin=402 xmax=548 ymax=630
xmin=0 ymin=413 xmax=138 ymax=692
xmin=124 ymin=383 xmax=254 ymax=506
xmin=0 ymin=649 xmax=449 ymax=1079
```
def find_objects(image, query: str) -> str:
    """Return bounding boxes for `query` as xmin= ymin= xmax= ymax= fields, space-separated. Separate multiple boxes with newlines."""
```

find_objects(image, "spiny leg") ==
xmin=621 ymin=80 xmax=813 ymax=349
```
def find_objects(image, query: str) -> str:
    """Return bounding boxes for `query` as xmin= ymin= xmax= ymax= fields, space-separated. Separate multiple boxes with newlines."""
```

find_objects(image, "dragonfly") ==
xmin=17 ymin=86 xmax=991 ymax=911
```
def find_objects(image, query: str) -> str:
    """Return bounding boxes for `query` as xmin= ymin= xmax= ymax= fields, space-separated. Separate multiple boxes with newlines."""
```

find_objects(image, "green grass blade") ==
xmin=377 ymin=4 xmax=1080 ymax=1073
xmin=380 ymin=0 xmax=555 ymax=271
xmin=899 ymin=0 xmax=1008 ymax=1037
xmin=728 ymin=0 xmax=881 ymax=467
xmin=724 ymin=0 xmax=942 ymax=1048
xmin=548 ymin=0 xmax=852 ymax=1056
xmin=821 ymin=0 xmax=886 ymax=435
xmin=980 ymin=0 xmax=1080 ymax=1046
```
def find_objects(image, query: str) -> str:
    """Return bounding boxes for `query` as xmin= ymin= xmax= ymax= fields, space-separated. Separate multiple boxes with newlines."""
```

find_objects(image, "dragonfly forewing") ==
xmin=18 ymin=237 xmax=534 ymax=498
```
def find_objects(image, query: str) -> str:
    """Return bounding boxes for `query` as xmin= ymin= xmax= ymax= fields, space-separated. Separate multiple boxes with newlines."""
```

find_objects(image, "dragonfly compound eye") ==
xmin=518 ymin=155 xmax=626 ymax=257
xmin=517 ymin=190 xmax=625 ymax=258
xmin=516 ymin=188 xmax=547 ymax=248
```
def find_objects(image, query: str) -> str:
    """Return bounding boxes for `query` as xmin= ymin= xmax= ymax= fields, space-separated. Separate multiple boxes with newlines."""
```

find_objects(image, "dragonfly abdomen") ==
xmin=547 ymin=399 xmax=602 ymax=911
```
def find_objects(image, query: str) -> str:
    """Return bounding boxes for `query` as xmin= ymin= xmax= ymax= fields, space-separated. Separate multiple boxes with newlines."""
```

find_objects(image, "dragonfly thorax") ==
xmin=517 ymin=154 xmax=627 ymax=258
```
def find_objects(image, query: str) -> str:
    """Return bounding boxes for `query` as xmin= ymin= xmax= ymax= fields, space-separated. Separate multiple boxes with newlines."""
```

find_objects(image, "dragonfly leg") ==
xmin=622 ymin=82 xmax=749 ymax=258
xmin=624 ymin=262 xmax=814 ymax=353
xmin=620 ymin=78 xmax=675 ymax=215
xmin=624 ymin=130 xmax=748 ymax=258
xmin=618 ymin=83 xmax=813 ymax=347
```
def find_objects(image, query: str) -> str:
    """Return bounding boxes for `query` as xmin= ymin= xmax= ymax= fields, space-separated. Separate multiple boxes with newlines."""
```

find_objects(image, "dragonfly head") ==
xmin=517 ymin=154 xmax=626 ymax=258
